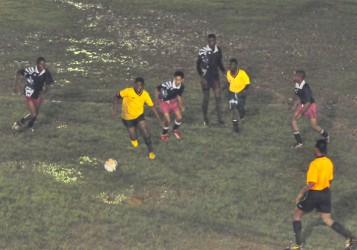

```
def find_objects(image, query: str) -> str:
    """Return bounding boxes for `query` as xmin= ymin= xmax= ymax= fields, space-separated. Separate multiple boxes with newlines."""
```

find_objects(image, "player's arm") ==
xmin=177 ymin=95 xmax=185 ymax=112
xmin=295 ymin=182 xmax=315 ymax=204
xmin=41 ymin=71 xmax=54 ymax=95
xmin=155 ymin=86 xmax=161 ymax=105
xmin=112 ymin=93 xmax=122 ymax=117
xmin=149 ymin=105 xmax=163 ymax=127
xmin=217 ymin=49 xmax=226 ymax=73
xmin=288 ymin=93 xmax=298 ymax=111
xmin=13 ymin=69 xmax=23 ymax=95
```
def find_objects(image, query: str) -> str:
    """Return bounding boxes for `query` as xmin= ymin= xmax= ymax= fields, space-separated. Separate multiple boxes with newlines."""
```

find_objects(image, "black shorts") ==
xmin=202 ymin=79 xmax=221 ymax=91
xmin=122 ymin=114 xmax=145 ymax=128
xmin=228 ymin=91 xmax=246 ymax=110
xmin=297 ymin=188 xmax=331 ymax=213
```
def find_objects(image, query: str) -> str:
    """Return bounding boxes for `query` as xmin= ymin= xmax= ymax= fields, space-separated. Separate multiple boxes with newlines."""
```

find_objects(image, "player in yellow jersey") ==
xmin=112 ymin=77 xmax=162 ymax=159
xmin=224 ymin=58 xmax=250 ymax=133
xmin=285 ymin=139 xmax=355 ymax=250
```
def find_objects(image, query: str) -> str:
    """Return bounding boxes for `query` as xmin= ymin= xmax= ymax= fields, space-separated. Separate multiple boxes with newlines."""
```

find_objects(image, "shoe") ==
xmin=293 ymin=142 xmax=303 ymax=149
xmin=172 ymin=130 xmax=182 ymax=139
xmin=149 ymin=152 xmax=156 ymax=160
xmin=284 ymin=245 xmax=302 ymax=250
xmin=131 ymin=140 xmax=139 ymax=148
xmin=203 ymin=118 xmax=210 ymax=126
xmin=345 ymin=236 xmax=356 ymax=250
xmin=12 ymin=122 xmax=21 ymax=131
xmin=161 ymin=134 xmax=169 ymax=142
xmin=218 ymin=120 xmax=227 ymax=127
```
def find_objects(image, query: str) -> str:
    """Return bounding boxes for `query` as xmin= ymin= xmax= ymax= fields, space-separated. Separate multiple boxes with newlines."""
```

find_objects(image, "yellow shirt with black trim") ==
xmin=306 ymin=156 xmax=334 ymax=191
xmin=226 ymin=69 xmax=250 ymax=93
xmin=117 ymin=87 xmax=154 ymax=120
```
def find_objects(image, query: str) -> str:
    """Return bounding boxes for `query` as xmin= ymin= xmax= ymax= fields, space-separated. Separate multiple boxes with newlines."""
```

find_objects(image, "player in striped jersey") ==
xmin=12 ymin=57 xmax=54 ymax=131
xmin=155 ymin=71 xmax=185 ymax=141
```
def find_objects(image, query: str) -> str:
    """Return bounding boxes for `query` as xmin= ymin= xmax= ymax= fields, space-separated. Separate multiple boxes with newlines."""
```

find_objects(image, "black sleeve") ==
xmin=303 ymin=85 xmax=313 ymax=102
xmin=45 ymin=71 xmax=54 ymax=85
xmin=217 ymin=48 xmax=226 ymax=72
xmin=157 ymin=84 xmax=163 ymax=91
xmin=178 ymin=85 xmax=185 ymax=96
xmin=18 ymin=68 xmax=26 ymax=76
xmin=196 ymin=56 xmax=203 ymax=76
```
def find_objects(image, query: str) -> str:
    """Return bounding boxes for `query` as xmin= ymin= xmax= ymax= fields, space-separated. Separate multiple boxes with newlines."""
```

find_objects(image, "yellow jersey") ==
xmin=306 ymin=156 xmax=334 ymax=191
xmin=118 ymin=87 xmax=154 ymax=120
xmin=226 ymin=69 xmax=250 ymax=93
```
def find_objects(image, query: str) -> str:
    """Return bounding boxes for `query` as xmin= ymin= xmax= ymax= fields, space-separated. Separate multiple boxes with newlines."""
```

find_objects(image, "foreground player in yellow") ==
xmin=112 ymin=77 xmax=162 ymax=159
xmin=224 ymin=58 xmax=250 ymax=133
xmin=285 ymin=139 xmax=356 ymax=250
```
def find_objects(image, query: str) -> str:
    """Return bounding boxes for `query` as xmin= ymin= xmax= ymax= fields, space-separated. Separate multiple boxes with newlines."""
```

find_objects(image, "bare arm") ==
xmin=13 ymin=70 xmax=22 ymax=95
xmin=288 ymin=93 xmax=298 ymax=111
xmin=155 ymin=89 xmax=160 ymax=105
xmin=177 ymin=95 xmax=185 ymax=112
xmin=295 ymin=182 xmax=315 ymax=204
xmin=149 ymin=105 xmax=163 ymax=127
xmin=112 ymin=95 xmax=121 ymax=117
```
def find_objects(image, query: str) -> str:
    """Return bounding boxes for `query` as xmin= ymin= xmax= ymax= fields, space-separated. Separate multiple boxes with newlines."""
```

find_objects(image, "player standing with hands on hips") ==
xmin=12 ymin=56 xmax=54 ymax=132
xmin=285 ymin=139 xmax=355 ymax=250
xmin=112 ymin=77 xmax=162 ymax=160
xmin=196 ymin=34 xmax=226 ymax=126
xmin=288 ymin=70 xmax=329 ymax=148
xmin=155 ymin=71 xmax=185 ymax=141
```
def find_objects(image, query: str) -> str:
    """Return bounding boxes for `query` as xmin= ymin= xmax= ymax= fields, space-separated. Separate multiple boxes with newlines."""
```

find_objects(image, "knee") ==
xmin=322 ymin=217 xmax=334 ymax=226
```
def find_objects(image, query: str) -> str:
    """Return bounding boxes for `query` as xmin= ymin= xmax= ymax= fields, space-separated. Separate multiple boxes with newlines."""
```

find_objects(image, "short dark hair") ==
xmin=207 ymin=34 xmax=216 ymax=39
xmin=229 ymin=58 xmax=238 ymax=65
xmin=37 ymin=57 xmax=46 ymax=63
xmin=295 ymin=70 xmax=306 ymax=79
xmin=134 ymin=77 xmax=145 ymax=85
xmin=174 ymin=71 xmax=184 ymax=78
xmin=315 ymin=139 xmax=327 ymax=155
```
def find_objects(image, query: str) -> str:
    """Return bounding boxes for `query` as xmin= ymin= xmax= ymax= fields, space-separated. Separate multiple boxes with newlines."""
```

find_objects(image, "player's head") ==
xmin=314 ymin=139 xmax=327 ymax=156
xmin=133 ymin=77 xmax=145 ymax=93
xmin=294 ymin=70 xmax=305 ymax=83
xmin=174 ymin=71 xmax=184 ymax=86
xmin=229 ymin=58 xmax=238 ymax=72
xmin=207 ymin=34 xmax=216 ymax=49
xmin=36 ymin=57 xmax=46 ymax=72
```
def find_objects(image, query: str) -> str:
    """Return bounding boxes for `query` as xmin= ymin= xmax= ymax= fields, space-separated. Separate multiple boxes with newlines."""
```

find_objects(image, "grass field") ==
xmin=0 ymin=0 xmax=356 ymax=249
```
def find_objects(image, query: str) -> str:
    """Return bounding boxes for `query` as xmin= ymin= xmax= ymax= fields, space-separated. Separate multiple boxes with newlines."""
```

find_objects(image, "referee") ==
xmin=286 ymin=139 xmax=355 ymax=250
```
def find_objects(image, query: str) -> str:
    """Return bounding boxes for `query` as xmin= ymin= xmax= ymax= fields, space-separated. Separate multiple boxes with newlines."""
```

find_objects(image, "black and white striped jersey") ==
xmin=294 ymin=81 xmax=315 ymax=104
xmin=20 ymin=66 xmax=53 ymax=99
xmin=196 ymin=45 xmax=225 ymax=81
xmin=157 ymin=80 xmax=184 ymax=101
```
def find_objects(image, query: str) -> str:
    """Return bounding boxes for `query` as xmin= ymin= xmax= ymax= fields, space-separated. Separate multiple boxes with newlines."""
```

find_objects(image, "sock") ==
xmin=162 ymin=126 xmax=169 ymax=135
xmin=27 ymin=116 xmax=37 ymax=128
xmin=172 ymin=120 xmax=181 ymax=131
xmin=294 ymin=131 xmax=302 ymax=144
xmin=331 ymin=221 xmax=351 ymax=238
xmin=20 ymin=113 xmax=32 ymax=125
xmin=144 ymin=136 xmax=153 ymax=153
xmin=320 ymin=129 xmax=329 ymax=138
xmin=293 ymin=220 xmax=302 ymax=246
xmin=202 ymin=103 xmax=208 ymax=122
xmin=232 ymin=120 xmax=239 ymax=132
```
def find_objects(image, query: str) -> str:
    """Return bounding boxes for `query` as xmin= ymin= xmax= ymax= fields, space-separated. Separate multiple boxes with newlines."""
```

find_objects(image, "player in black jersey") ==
xmin=155 ymin=71 xmax=185 ymax=141
xmin=12 ymin=57 xmax=54 ymax=131
xmin=288 ymin=70 xmax=329 ymax=148
xmin=196 ymin=34 xmax=226 ymax=126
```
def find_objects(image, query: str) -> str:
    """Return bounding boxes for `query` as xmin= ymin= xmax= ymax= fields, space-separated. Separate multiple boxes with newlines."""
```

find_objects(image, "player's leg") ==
xmin=237 ymin=93 xmax=246 ymax=120
xmin=27 ymin=98 xmax=41 ymax=128
xmin=122 ymin=119 xmax=139 ymax=147
xmin=137 ymin=120 xmax=155 ymax=159
xmin=213 ymin=80 xmax=225 ymax=125
xmin=161 ymin=112 xmax=171 ymax=141
xmin=321 ymin=213 xmax=355 ymax=247
xmin=309 ymin=118 xmax=329 ymax=142
xmin=229 ymin=92 xmax=239 ymax=133
xmin=291 ymin=105 xmax=303 ymax=147
xmin=172 ymin=109 xmax=183 ymax=139
xmin=202 ymin=88 xmax=210 ymax=125
xmin=292 ymin=208 xmax=305 ymax=247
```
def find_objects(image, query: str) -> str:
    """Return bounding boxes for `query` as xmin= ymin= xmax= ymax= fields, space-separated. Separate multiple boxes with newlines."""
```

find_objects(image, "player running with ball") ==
xmin=155 ymin=71 xmax=185 ymax=141
xmin=112 ymin=77 xmax=162 ymax=159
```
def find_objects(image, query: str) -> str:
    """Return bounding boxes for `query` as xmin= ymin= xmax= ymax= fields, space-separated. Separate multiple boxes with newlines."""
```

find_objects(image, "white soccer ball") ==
xmin=104 ymin=159 xmax=117 ymax=172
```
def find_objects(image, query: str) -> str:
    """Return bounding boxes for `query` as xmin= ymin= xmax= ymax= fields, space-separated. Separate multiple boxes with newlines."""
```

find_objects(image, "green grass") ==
xmin=0 ymin=0 xmax=357 ymax=249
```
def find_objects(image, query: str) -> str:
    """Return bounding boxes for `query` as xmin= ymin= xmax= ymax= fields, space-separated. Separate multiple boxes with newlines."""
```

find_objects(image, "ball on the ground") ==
xmin=104 ymin=159 xmax=117 ymax=172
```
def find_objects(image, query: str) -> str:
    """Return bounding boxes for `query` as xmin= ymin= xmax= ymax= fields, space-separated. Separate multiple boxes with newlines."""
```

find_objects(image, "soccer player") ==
xmin=225 ymin=58 xmax=250 ymax=133
xmin=288 ymin=70 xmax=330 ymax=148
xmin=196 ymin=34 xmax=226 ymax=126
xmin=112 ymin=77 xmax=162 ymax=160
xmin=12 ymin=56 xmax=54 ymax=131
xmin=155 ymin=71 xmax=185 ymax=141
xmin=285 ymin=139 xmax=356 ymax=250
